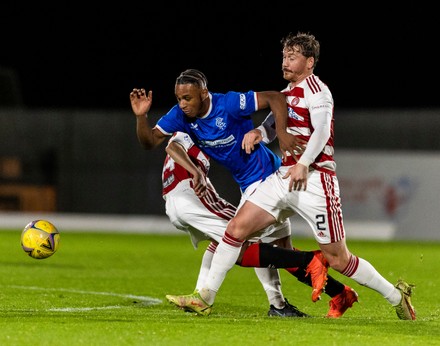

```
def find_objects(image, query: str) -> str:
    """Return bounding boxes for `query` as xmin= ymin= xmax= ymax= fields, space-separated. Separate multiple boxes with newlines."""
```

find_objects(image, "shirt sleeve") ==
xmin=298 ymin=92 xmax=333 ymax=167
xmin=169 ymin=131 xmax=194 ymax=151
xmin=224 ymin=91 xmax=258 ymax=117
xmin=256 ymin=111 xmax=276 ymax=144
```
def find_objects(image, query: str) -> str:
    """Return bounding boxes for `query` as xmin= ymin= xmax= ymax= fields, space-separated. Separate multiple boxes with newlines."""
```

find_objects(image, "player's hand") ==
xmin=277 ymin=132 xmax=306 ymax=161
xmin=192 ymin=168 xmax=208 ymax=197
xmin=242 ymin=129 xmax=263 ymax=154
xmin=282 ymin=163 xmax=308 ymax=191
xmin=130 ymin=88 xmax=153 ymax=117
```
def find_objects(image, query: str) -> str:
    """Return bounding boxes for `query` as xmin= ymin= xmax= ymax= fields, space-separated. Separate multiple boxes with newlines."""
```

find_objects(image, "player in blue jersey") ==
xmin=132 ymin=69 xmax=293 ymax=191
xmin=130 ymin=69 xmax=337 ymax=315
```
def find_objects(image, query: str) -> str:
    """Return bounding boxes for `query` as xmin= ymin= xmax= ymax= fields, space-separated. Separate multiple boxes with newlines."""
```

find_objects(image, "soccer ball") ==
xmin=21 ymin=219 xmax=60 ymax=259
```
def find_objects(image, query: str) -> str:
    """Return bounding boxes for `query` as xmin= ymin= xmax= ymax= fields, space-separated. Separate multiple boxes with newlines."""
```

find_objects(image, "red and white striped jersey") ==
xmin=162 ymin=132 xmax=210 ymax=195
xmin=258 ymin=74 xmax=336 ymax=175
xmin=161 ymin=132 xmax=236 ymax=221
xmin=282 ymin=74 xmax=336 ymax=174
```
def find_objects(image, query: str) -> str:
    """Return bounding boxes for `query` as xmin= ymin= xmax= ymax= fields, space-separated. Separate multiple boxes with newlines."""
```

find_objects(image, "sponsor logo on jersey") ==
xmin=239 ymin=93 xmax=246 ymax=109
xmin=199 ymin=134 xmax=235 ymax=147
xmin=311 ymin=103 xmax=332 ymax=111
xmin=288 ymin=107 xmax=304 ymax=121
xmin=163 ymin=174 xmax=175 ymax=188
xmin=190 ymin=123 xmax=199 ymax=130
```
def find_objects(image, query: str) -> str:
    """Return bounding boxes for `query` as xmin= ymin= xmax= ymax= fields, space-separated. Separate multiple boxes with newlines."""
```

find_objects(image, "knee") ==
xmin=226 ymin=218 xmax=245 ymax=240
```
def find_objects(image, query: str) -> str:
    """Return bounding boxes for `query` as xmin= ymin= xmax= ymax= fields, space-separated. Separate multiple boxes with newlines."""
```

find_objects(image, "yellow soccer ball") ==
xmin=21 ymin=219 xmax=60 ymax=259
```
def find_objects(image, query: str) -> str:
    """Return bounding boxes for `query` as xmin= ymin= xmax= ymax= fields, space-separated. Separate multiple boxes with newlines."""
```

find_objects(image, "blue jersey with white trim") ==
xmin=155 ymin=91 xmax=281 ymax=191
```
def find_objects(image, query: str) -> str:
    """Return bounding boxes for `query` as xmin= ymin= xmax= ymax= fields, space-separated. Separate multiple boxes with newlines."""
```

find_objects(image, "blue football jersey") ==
xmin=155 ymin=91 xmax=281 ymax=190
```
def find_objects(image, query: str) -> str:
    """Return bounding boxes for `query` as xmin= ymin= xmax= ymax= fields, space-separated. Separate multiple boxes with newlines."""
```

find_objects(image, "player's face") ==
xmin=175 ymin=84 xmax=208 ymax=118
xmin=281 ymin=47 xmax=314 ymax=84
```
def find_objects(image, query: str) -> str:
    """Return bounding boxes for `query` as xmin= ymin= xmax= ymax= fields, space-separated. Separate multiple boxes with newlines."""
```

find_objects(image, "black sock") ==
xmin=322 ymin=276 xmax=345 ymax=297
xmin=259 ymin=243 xmax=314 ymax=268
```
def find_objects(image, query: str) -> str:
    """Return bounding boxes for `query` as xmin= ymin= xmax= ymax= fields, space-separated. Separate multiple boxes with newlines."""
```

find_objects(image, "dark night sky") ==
xmin=1 ymin=4 xmax=438 ymax=111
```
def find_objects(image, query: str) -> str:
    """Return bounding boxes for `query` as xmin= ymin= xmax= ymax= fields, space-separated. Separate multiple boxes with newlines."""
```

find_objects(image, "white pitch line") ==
xmin=48 ymin=306 xmax=128 ymax=312
xmin=7 ymin=285 xmax=162 ymax=312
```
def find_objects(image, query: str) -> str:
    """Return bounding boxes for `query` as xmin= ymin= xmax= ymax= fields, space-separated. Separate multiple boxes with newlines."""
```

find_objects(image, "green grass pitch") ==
xmin=0 ymin=229 xmax=439 ymax=345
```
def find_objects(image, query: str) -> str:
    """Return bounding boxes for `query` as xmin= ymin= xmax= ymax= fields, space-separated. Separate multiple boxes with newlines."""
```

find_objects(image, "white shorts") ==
xmin=164 ymin=179 xmax=291 ymax=248
xmin=239 ymin=180 xmax=291 ymax=244
xmin=247 ymin=166 xmax=345 ymax=245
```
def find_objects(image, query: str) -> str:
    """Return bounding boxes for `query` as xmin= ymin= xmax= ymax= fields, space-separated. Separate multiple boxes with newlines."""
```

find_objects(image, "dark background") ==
xmin=1 ymin=3 xmax=438 ymax=111
xmin=1 ymin=3 xmax=440 ymax=217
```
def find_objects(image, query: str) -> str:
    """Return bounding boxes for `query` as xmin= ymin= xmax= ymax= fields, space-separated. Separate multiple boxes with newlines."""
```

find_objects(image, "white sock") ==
xmin=254 ymin=267 xmax=285 ymax=309
xmin=201 ymin=233 xmax=243 ymax=305
xmin=195 ymin=242 xmax=216 ymax=291
xmin=348 ymin=257 xmax=401 ymax=305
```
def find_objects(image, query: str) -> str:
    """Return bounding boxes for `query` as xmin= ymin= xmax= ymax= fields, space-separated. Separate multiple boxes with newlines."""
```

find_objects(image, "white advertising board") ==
xmin=290 ymin=150 xmax=440 ymax=241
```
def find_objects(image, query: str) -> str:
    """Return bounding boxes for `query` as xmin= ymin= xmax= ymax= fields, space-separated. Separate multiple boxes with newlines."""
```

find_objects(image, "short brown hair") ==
xmin=281 ymin=32 xmax=320 ymax=68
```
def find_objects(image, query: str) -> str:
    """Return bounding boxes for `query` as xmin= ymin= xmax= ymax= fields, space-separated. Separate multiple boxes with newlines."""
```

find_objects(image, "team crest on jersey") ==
xmin=183 ymin=133 xmax=192 ymax=143
xmin=289 ymin=96 xmax=300 ymax=107
xmin=215 ymin=117 xmax=226 ymax=130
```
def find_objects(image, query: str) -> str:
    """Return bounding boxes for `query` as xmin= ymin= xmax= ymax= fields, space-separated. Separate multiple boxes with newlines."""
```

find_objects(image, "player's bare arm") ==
xmin=255 ymin=91 xmax=303 ymax=160
xmin=130 ymin=88 xmax=167 ymax=149
xmin=165 ymin=141 xmax=208 ymax=197
xmin=242 ymin=127 xmax=307 ymax=157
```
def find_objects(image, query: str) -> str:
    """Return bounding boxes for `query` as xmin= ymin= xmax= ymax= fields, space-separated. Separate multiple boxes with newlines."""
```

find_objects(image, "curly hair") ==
xmin=281 ymin=32 xmax=320 ymax=68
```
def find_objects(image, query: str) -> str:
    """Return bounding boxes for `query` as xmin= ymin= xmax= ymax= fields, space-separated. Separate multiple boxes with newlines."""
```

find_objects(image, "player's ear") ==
xmin=201 ymin=88 xmax=209 ymax=101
